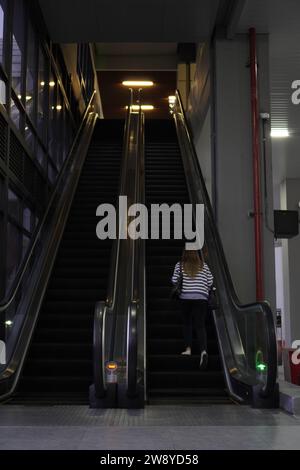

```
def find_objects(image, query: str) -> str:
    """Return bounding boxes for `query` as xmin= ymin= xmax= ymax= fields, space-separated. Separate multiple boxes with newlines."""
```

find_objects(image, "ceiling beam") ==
xmin=226 ymin=0 xmax=247 ymax=39
xmin=95 ymin=54 xmax=178 ymax=71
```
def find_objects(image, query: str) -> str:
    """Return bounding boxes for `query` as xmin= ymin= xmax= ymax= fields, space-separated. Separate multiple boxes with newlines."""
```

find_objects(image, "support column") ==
xmin=249 ymin=27 xmax=264 ymax=301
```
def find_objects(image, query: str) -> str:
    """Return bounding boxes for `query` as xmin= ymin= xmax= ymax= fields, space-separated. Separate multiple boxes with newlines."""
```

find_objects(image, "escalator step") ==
xmin=149 ymin=388 xmax=228 ymax=398
xmin=145 ymin=119 xmax=227 ymax=403
xmin=148 ymin=370 xmax=225 ymax=388
xmin=148 ymin=354 xmax=222 ymax=371
xmin=14 ymin=120 xmax=123 ymax=403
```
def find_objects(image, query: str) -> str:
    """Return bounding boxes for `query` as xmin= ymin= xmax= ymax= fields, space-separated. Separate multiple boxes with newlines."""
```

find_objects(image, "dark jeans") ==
xmin=180 ymin=299 xmax=208 ymax=352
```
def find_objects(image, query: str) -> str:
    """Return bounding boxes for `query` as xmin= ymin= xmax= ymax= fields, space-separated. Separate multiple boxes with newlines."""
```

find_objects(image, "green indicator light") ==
xmin=256 ymin=362 xmax=267 ymax=372
xmin=255 ymin=350 xmax=267 ymax=372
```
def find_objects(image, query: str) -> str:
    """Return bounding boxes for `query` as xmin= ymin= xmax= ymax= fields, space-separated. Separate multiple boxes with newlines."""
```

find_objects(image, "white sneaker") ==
xmin=181 ymin=347 xmax=191 ymax=356
xmin=200 ymin=350 xmax=208 ymax=369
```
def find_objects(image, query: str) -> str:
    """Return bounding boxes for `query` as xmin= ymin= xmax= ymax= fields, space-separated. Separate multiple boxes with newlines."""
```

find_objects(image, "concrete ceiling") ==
xmin=236 ymin=0 xmax=300 ymax=190
xmin=38 ymin=0 xmax=299 ymax=191
xmin=38 ymin=0 xmax=221 ymax=43
xmin=94 ymin=43 xmax=178 ymax=71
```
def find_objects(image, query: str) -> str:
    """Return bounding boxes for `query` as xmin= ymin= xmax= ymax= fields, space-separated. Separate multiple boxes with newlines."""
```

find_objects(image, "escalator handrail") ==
xmin=0 ymin=91 xmax=97 ymax=312
xmin=93 ymin=94 xmax=134 ymax=399
xmin=127 ymin=301 xmax=138 ymax=398
xmin=93 ymin=302 xmax=106 ymax=399
xmin=126 ymin=105 xmax=145 ymax=398
xmin=174 ymin=89 xmax=277 ymax=399
xmin=105 ymin=96 xmax=132 ymax=310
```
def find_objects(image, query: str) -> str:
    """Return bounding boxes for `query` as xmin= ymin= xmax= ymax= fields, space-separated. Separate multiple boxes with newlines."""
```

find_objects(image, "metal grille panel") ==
xmin=0 ymin=113 xmax=7 ymax=163
xmin=9 ymin=132 xmax=24 ymax=182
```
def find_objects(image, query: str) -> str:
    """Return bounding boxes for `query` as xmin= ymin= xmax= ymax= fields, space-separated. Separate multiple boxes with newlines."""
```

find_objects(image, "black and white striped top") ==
xmin=172 ymin=262 xmax=214 ymax=300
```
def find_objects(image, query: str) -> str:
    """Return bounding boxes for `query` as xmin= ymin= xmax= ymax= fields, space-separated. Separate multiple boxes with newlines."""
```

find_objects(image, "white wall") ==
xmin=193 ymin=107 xmax=212 ymax=200
xmin=213 ymin=33 xmax=276 ymax=308
xmin=280 ymin=178 xmax=300 ymax=346
xmin=188 ymin=43 xmax=213 ymax=202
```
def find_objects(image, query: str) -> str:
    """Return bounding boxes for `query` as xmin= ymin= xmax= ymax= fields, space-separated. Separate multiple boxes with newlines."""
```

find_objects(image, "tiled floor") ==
xmin=0 ymin=404 xmax=299 ymax=449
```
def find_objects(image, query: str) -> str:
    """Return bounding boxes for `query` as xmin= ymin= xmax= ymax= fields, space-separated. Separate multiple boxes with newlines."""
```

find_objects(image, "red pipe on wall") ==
xmin=249 ymin=27 xmax=264 ymax=301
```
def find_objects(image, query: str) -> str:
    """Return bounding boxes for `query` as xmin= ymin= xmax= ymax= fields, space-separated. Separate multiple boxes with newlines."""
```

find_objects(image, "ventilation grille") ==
xmin=9 ymin=130 xmax=47 ymax=208
xmin=9 ymin=132 xmax=24 ymax=182
xmin=0 ymin=113 xmax=7 ymax=162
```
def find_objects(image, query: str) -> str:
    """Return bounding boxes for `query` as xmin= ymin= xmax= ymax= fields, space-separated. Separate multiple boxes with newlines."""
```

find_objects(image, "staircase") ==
xmin=145 ymin=119 xmax=228 ymax=404
xmin=13 ymin=119 xmax=123 ymax=404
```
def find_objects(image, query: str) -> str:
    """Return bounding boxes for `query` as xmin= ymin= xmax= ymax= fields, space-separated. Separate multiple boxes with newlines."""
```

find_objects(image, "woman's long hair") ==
xmin=182 ymin=250 xmax=203 ymax=277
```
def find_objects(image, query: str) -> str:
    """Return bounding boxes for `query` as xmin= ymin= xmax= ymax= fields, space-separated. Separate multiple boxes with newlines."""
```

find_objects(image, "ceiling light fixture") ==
xmin=270 ymin=129 xmax=289 ymax=138
xmin=126 ymin=105 xmax=154 ymax=111
xmin=122 ymin=81 xmax=154 ymax=87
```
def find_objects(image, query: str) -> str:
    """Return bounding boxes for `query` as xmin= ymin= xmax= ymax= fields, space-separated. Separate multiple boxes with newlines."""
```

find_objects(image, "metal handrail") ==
xmin=173 ymin=89 xmax=277 ymax=400
xmin=92 ymin=93 xmax=145 ymax=404
xmin=126 ymin=101 xmax=145 ymax=399
xmin=105 ymin=89 xmax=133 ymax=310
xmin=92 ymin=90 xmax=134 ymax=399
xmin=93 ymin=301 xmax=106 ymax=399
xmin=127 ymin=302 xmax=138 ymax=398
xmin=0 ymin=90 xmax=97 ymax=312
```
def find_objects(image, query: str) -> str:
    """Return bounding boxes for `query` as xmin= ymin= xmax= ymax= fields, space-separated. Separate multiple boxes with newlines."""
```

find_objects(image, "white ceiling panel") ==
xmin=38 ymin=0 xmax=221 ymax=43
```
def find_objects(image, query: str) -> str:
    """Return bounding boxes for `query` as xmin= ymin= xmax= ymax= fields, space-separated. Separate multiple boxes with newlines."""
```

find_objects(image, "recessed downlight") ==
xmin=122 ymin=81 xmax=154 ymax=87
xmin=126 ymin=105 xmax=154 ymax=111
xmin=271 ymin=129 xmax=289 ymax=138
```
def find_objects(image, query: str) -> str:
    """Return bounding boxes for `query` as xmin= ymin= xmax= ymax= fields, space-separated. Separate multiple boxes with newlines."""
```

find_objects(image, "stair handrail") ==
xmin=92 ymin=91 xmax=136 ymax=401
xmin=126 ymin=100 xmax=145 ymax=400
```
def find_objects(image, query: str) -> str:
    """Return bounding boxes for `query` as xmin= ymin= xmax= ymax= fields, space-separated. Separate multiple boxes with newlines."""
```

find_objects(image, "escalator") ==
xmin=145 ymin=120 xmax=227 ymax=403
xmin=9 ymin=119 xmax=123 ymax=404
xmin=89 ymin=92 xmax=277 ymax=409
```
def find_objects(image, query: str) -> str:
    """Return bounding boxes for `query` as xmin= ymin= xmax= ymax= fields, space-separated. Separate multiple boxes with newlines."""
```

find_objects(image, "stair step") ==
xmin=30 ymin=342 xmax=92 ymax=359
xmin=46 ymin=288 xmax=106 ymax=300
xmin=148 ymin=370 xmax=225 ymax=388
xmin=148 ymin=354 xmax=221 ymax=371
xmin=147 ymin=338 xmax=219 ymax=355
xmin=23 ymin=359 xmax=93 ymax=377
xmin=38 ymin=313 xmax=94 ymax=329
xmin=18 ymin=376 xmax=92 ymax=393
xmin=148 ymin=387 xmax=228 ymax=398
xmin=34 ymin=327 xmax=93 ymax=343
xmin=148 ymin=323 xmax=216 ymax=339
